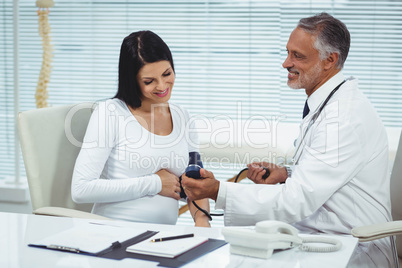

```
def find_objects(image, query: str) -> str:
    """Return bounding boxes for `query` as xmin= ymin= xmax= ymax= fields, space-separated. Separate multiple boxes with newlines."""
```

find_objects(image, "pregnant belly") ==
xmin=93 ymin=195 xmax=179 ymax=224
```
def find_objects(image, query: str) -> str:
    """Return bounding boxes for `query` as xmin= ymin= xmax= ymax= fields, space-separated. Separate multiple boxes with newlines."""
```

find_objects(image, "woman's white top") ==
xmin=72 ymin=99 xmax=198 ymax=224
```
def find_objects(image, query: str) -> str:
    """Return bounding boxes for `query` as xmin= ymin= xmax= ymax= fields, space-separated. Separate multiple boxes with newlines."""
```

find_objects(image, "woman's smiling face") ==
xmin=136 ymin=60 xmax=175 ymax=105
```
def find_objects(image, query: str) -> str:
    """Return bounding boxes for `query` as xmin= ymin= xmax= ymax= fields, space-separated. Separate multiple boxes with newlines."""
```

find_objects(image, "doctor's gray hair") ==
xmin=298 ymin=12 xmax=350 ymax=69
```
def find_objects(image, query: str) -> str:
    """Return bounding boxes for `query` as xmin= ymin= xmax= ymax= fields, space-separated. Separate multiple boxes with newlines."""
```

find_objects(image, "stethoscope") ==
xmin=292 ymin=80 xmax=346 ymax=165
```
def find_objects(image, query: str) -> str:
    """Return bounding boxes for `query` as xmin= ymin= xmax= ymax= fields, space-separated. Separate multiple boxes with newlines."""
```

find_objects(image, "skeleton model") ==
xmin=35 ymin=0 xmax=54 ymax=108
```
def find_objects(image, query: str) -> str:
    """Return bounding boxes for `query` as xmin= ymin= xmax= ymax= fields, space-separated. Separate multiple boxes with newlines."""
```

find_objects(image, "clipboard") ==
xmin=28 ymin=223 xmax=227 ymax=267
xmin=28 ymin=223 xmax=157 ymax=256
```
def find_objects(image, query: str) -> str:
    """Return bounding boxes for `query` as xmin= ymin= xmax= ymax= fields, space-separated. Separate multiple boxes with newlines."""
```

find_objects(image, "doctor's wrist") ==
xmin=284 ymin=165 xmax=292 ymax=178
xmin=211 ymin=180 xmax=220 ymax=201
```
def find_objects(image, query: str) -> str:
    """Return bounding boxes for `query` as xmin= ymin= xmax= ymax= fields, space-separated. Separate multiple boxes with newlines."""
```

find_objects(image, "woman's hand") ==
xmin=156 ymin=169 xmax=181 ymax=200
xmin=246 ymin=161 xmax=288 ymax=185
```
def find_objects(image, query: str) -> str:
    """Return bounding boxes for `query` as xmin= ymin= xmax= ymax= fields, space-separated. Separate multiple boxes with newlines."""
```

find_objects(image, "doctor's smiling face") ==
xmin=282 ymin=27 xmax=327 ymax=97
xmin=136 ymin=60 xmax=175 ymax=105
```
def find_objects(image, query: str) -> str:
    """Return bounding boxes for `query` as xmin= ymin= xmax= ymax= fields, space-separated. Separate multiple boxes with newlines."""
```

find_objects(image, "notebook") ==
xmin=126 ymin=231 xmax=209 ymax=258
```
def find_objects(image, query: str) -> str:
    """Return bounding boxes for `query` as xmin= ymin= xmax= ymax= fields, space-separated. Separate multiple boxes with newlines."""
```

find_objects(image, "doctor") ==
xmin=181 ymin=12 xmax=392 ymax=267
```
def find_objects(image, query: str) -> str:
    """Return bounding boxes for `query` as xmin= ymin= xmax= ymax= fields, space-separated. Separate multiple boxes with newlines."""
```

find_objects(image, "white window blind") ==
xmin=1 ymin=0 xmax=401 ymax=226
xmin=0 ymin=0 xmax=15 ymax=180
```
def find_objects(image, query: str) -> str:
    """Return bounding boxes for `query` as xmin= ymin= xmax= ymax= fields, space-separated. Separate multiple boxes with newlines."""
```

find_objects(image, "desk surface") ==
xmin=0 ymin=212 xmax=357 ymax=268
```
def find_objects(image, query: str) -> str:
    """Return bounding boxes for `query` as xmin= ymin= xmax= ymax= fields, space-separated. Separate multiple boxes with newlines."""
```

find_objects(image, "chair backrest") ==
xmin=390 ymin=130 xmax=402 ymax=258
xmin=18 ymin=102 xmax=95 ymax=213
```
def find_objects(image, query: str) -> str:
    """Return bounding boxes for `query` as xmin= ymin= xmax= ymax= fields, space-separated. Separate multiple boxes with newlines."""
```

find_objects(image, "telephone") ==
xmin=222 ymin=220 xmax=342 ymax=259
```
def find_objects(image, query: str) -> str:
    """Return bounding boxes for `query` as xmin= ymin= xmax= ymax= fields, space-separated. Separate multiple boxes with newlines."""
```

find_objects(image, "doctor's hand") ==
xmin=156 ymin=169 xmax=181 ymax=200
xmin=247 ymin=162 xmax=288 ymax=185
xmin=181 ymin=168 xmax=220 ymax=202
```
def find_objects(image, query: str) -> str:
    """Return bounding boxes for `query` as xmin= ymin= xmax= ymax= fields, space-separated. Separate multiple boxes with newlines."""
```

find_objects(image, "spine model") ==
xmin=35 ymin=0 xmax=54 ymax=108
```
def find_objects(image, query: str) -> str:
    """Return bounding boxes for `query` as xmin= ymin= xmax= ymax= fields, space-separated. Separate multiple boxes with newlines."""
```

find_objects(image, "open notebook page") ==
xmin=126 ymin=231 xmax=208 ymax=258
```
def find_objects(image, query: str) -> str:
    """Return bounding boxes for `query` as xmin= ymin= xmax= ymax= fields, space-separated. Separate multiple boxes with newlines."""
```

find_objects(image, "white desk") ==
xmin=0 ymin=212 xmax=357 ymax=267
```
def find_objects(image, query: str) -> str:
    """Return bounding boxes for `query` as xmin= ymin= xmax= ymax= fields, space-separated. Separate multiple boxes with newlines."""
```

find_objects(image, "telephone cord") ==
xmin=299 ymin=236 xmax=342 ymax=252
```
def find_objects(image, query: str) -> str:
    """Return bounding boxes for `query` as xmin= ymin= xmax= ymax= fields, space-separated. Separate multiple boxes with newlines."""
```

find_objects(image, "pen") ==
xmin=151 ymin=233 xmax=194 ymax=242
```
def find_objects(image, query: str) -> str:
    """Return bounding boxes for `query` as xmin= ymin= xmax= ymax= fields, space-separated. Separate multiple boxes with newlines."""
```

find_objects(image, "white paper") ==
xmin=126 ymin=231 xmax=208 ymax=258
xmin=30 ymin=223 xmax=147 ymax=254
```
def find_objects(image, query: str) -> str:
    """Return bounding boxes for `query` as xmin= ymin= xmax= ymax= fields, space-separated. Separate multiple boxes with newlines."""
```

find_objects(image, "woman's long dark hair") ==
xmin=114 ymin=31 xmax=175 ymax=108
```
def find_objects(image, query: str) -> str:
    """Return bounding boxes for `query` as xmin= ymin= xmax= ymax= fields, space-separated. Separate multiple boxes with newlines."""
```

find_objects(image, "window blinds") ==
xmin=0 ymin=0 xmax=14 ymax=179
xmin=1 ymin=0 xmax=401 ymax=226
xmin=14 ymin=0 xmax=402 ymax=124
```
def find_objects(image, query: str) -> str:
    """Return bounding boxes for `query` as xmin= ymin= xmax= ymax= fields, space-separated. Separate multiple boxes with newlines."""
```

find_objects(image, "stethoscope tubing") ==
xmin=292 ymin=80 xmax=346 ymax=165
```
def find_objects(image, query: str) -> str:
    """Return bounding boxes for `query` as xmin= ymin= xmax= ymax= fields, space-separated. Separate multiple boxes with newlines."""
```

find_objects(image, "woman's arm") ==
xmin=71 ymin=101 xmax=162 ymax=204
xmin=188 ymin=199 xmax=211 ymax=227
xmin=178 ymin=104 xmax=210 ymax=227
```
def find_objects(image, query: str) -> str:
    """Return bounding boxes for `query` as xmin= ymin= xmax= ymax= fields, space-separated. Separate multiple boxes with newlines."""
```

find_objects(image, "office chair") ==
xmin=352 ymin=130 xmax=402 ymax=268
xmin=18 ymin=102 xmax=110 ymax=220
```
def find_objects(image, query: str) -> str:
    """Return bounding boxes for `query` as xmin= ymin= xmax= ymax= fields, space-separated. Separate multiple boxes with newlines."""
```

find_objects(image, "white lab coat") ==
xmin=216 ymin=72 xmax=392 ymax=267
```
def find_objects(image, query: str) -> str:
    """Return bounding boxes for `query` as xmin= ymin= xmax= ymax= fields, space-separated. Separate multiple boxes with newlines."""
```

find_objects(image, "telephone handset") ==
xmin=222 ymin=221 xmax=302 ymax=259
xmin=222 ymin=220 xmax=342 ymax=259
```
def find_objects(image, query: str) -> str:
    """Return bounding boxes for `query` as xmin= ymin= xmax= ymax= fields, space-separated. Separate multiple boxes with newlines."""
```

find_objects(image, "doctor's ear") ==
xmin=324 ymin=52 xmax=340 ymax=70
